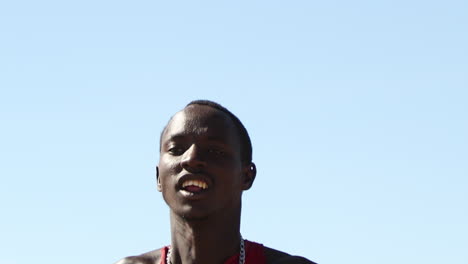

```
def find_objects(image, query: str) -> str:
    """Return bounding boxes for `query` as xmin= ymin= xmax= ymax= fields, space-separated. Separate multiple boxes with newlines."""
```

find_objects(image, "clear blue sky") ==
xmin=1 ymin=1 xmax=467 ymax=263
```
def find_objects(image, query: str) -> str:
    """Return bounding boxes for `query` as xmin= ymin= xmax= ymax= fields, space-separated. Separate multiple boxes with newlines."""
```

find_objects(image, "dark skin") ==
xmin=115 ymin=105 xmax=315 ymax=264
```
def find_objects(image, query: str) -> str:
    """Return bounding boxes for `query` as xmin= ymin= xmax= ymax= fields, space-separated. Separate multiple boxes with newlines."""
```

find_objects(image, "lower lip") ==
xmin=179 ymin=189 xmax=209 ymax=200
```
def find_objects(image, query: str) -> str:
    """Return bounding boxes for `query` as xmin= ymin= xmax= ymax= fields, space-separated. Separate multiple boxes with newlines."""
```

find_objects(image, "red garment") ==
xmin=160 ymin=240 xmax=266 ymax=264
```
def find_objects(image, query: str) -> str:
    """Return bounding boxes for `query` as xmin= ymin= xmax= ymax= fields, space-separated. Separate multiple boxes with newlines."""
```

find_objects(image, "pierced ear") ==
xmin=242 ymin=162 xmax=257 ymax=190
xmin=156 ymin=166 xmax=162 ymax=192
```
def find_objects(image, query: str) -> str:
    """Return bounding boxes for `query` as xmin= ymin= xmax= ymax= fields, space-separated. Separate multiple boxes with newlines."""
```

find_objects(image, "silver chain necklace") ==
xmin=166 ymin=235 xmax=245 ymax=264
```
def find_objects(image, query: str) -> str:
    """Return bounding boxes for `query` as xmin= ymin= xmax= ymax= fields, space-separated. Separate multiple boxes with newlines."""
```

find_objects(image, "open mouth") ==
xmin=180 ymin=179 xmax=209 ymax=195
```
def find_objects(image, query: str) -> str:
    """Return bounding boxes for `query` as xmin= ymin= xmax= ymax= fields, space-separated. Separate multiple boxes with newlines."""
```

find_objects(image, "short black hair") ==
xmin=159 ymin=100 xmax=253 ymax=164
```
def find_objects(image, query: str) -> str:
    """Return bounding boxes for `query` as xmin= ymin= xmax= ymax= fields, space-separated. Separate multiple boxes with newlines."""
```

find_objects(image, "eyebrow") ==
xmin=206 ymin=136 xmax=226 ymax=142
xmin=165 ymin=133 xmax=189 ymax=142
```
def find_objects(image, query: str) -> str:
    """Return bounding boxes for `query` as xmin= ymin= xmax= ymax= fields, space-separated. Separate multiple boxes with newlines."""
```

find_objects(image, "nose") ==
xmin=181 ymin=144 xmax=206 ymax=172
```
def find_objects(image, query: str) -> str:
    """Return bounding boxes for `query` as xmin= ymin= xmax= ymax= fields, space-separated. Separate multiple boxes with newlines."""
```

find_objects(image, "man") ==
xmin=115 ymin=100 xmax=315 ymax=264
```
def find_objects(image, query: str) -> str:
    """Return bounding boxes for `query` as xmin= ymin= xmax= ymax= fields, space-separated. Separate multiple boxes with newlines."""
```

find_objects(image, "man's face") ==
xmin=158 ymin=105 xmax=250 ymax=219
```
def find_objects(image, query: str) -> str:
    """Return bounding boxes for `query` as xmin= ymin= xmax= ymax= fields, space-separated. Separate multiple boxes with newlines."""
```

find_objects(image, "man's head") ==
xmin=157 ymin=100 xmax=256 ymax=219
xmin=160 ymin=100 xmax=253 ymax=165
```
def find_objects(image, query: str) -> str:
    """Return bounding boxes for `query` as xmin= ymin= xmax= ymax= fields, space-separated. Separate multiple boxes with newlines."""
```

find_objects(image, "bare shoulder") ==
xmin=264 ymin=246 xmax=317 ymax=264
xmin=113 ymin=248 xmax=162 ymax=264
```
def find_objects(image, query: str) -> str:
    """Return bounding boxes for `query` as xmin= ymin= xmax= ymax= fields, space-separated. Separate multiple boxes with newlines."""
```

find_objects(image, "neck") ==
xmin=168 ymin=207 xmax=242 ymax=264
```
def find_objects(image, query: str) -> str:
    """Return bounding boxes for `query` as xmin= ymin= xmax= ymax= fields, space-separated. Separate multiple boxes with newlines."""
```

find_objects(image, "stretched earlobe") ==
xmin=242 ymin=162 xmax=257 ymax=190
xmin=156 ymin=166 xmax=162 ymax=192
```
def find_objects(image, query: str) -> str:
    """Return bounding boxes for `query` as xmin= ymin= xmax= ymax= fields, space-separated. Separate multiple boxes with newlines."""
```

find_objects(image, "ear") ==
xmin=156 ymin=166 xmax=162 ymax=192
xmin=242 ymin=162 xmax=257 ymax=190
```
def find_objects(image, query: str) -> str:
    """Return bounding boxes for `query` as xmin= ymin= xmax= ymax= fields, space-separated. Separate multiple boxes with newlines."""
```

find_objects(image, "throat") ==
xmin=167 ymin=235 xmax=245 ymax=264
xmin=168 ymin=207 xmax=243 ymax=263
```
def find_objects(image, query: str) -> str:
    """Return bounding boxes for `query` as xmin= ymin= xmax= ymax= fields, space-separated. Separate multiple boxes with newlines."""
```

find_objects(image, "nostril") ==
xmin=182 ymin=156 xmax=205 ymax=169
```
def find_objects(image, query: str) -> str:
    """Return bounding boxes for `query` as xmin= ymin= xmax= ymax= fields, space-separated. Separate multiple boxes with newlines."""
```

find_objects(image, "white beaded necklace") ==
xmin=166 ymin=235 xmax=245 ymax=264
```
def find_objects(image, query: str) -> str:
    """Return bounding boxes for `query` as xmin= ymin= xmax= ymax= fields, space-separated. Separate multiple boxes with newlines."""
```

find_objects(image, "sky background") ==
xmin=1 ymin=1 xmax=467 ymax=264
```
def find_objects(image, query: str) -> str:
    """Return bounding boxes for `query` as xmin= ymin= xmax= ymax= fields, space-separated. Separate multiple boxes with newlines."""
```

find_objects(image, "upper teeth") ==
xmin=182 ymin=180 xmax=208 ymax=189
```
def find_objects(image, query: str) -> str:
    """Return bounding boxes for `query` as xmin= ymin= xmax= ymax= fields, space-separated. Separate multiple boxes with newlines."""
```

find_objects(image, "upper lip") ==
xmin=177 ymin=173 xmax=213 ymax=190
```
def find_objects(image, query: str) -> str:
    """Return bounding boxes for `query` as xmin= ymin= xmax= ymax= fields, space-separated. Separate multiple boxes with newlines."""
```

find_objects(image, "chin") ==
xmin=172 ymin=203 xmax=215 ymax=221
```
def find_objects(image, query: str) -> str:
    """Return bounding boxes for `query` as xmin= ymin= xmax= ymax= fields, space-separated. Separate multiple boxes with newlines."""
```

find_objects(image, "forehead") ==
xmin=162 ymin=105 xmax=238 ymax=143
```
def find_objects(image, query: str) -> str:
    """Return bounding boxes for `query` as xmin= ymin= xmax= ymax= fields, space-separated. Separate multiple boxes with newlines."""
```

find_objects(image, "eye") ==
xmin=208 ymin=147 xmax=225 ymax=156
xmin=168 ymin=146 xmax=185 ymax=156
